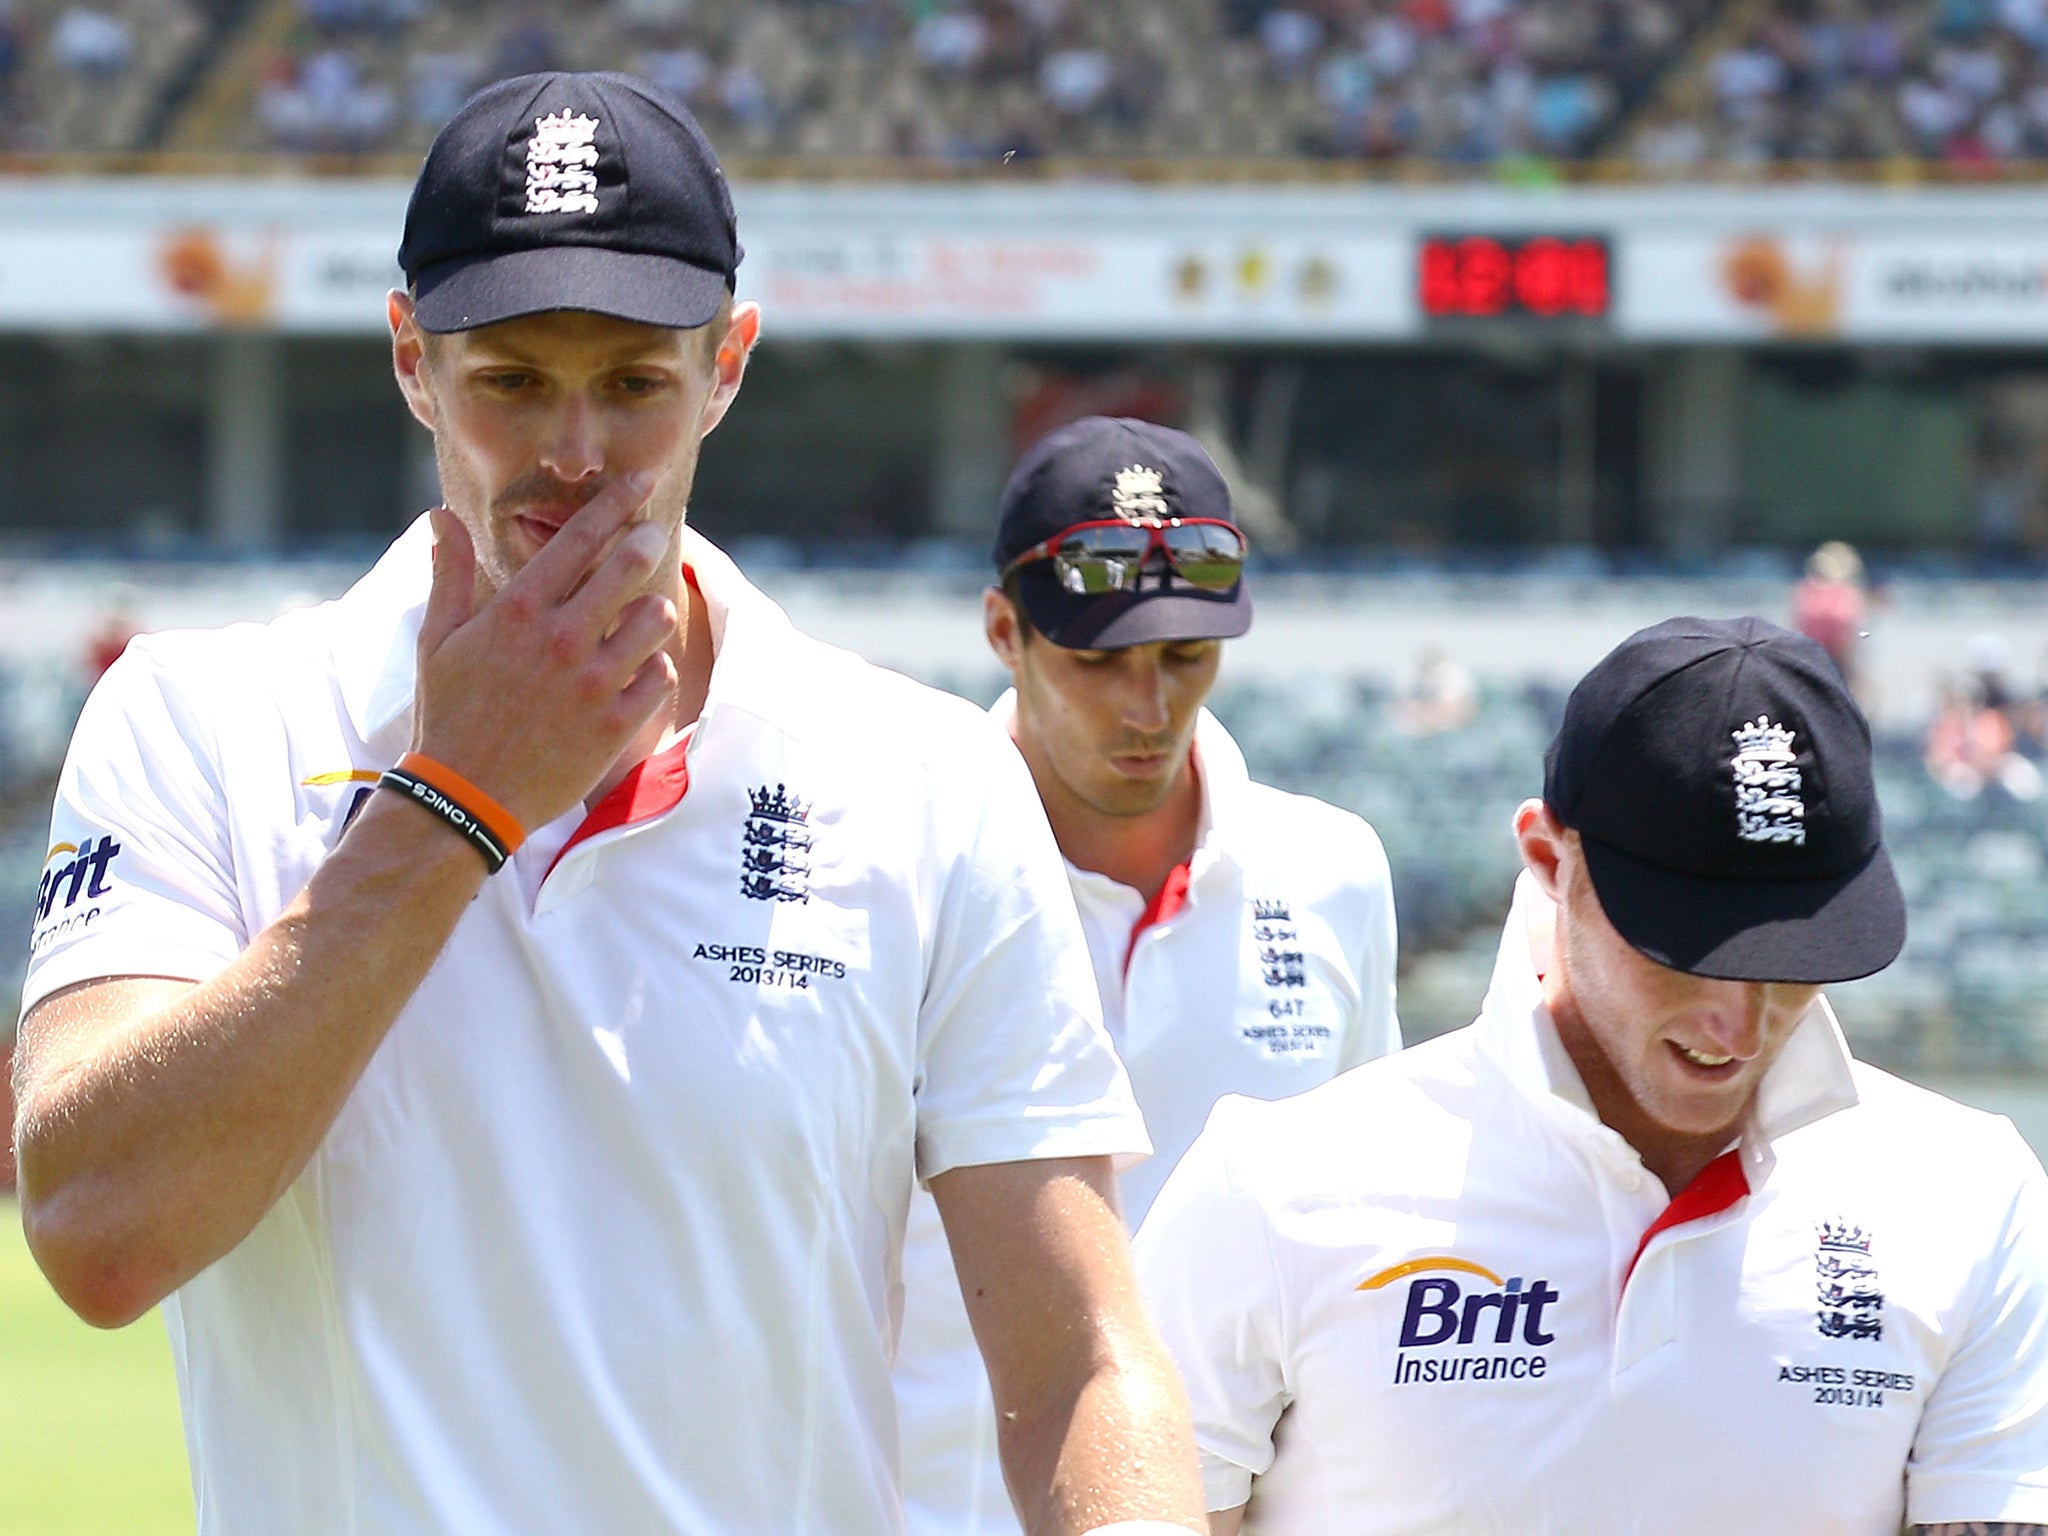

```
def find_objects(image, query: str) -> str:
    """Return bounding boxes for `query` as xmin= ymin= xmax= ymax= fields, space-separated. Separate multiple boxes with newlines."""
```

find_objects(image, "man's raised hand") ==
xmin=411 ymin=475 xmax=681 ymax=833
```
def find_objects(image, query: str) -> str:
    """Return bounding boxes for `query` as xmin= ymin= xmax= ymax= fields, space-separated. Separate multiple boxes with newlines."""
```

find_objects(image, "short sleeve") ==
xmin=22 ymin=644 xmax=246 ymax=1017
xmin=1133 ymin=1096 xmax=1291 ymax=1514
xmin=912 ymin=716 xmax=1148 ymax=1183
xmin=1337 ymin=819 xmax=1401 ymax=1072
xmin=1904 ymin=1125 xmax=2048 ymax=1526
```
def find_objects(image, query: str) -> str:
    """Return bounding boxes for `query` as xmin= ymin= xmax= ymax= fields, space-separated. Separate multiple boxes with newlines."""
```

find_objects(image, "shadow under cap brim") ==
xmin=1578 ymin=833 xmax=1906 ymax=984
xmin=1014 ymin=566 xmax=1253 ymax=650
xmin=411 ymin=246 xmax=731 ymax=333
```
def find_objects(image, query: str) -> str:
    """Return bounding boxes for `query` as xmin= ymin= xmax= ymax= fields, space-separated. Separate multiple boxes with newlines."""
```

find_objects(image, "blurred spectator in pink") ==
xmin=1792 ymin=540 xmax=1867 ymax=688
xmin=1926 ymin=658 xmax=2044 ymax=801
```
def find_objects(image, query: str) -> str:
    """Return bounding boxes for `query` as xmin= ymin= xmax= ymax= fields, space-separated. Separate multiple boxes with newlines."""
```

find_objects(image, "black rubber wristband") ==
xmin=376 ymin=766 xmax=511 ymax=873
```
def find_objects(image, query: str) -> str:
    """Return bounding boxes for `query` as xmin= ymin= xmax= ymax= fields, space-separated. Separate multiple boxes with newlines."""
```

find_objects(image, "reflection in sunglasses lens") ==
xmin=1174 ymin=558 xmax=1239 ymax=589
xmin=1166 ymin=525 xmax=1245 ymax=590
xmin=1058 ymin=556 xmax=1138 ymax=595
xmin=1065 ymin=529 xmax=1152 ymax=560
xmin=1046 ymin=522 xmax=1245 ymax=595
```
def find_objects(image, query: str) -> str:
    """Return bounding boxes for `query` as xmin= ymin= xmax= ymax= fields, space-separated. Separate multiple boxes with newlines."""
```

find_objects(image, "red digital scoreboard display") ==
xmin=1418 ymin=234 xmax=1612 ymax=321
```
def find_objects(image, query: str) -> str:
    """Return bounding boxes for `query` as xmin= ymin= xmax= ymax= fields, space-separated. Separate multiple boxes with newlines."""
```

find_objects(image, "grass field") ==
xmin=0 ymin=1199 xmax=191 ymax=1535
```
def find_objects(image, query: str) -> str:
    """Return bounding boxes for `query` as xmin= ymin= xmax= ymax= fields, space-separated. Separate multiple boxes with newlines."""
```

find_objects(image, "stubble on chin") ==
xmin=1080 ymin=768 xmax=1181 ymax=820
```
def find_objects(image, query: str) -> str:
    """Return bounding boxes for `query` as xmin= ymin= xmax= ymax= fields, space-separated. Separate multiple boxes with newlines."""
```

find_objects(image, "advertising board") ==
xmin=4 ymin=182 xmax=2048 ymax=345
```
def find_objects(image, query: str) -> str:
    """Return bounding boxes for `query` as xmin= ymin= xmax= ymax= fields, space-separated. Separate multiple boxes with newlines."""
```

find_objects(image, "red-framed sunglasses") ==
xmin=999 ymin=518 xmax=1248 ymax=596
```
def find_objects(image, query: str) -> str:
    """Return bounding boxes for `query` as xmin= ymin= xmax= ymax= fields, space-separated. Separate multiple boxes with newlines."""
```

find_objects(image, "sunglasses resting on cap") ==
xmin=998 ymin=516 xmax=1248 ymax=597
xmin=992 ymin=417 xmax=1254 ymax=650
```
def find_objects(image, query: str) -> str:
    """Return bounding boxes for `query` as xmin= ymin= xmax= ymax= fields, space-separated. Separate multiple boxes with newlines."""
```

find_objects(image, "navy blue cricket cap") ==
xmin=1543 ymin=615 xmax=1905 ymax=984
xmin=399 ymin=71 xmax=741 ymax=334
xmin=992 ymin=416 xmax=1252 ymax=650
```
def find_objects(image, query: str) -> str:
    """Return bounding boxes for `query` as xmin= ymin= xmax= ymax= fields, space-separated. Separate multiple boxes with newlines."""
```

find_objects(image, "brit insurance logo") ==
xmin=1360 ymin=1255 xmax=1560 ymax=1387
xmin=1815 ymin=1220 xmax=1884 ymax=1341
xmin=741 ymin=783 xmax=812 ymax=903
xmin=32 ymin=834 xmax=122 ymax=955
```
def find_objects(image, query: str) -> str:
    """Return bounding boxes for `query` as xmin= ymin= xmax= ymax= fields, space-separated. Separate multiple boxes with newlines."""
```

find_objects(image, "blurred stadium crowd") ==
xmin=2 ymin=0 xmax=2048 ymax=168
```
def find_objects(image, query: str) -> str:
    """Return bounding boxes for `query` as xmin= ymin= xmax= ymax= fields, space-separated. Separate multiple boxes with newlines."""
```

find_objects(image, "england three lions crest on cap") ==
xmin=1731 ymin=715 xmax=1806 ymax=846
xmin=524 ymin=110 xmax=601 ymax=216
xmin=1111 ymin=465 xmax=1170 ymax=522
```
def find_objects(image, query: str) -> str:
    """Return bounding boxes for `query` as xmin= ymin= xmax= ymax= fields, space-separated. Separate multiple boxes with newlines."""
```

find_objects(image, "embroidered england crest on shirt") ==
xmin=1251 ymin=898 xmax=1307 ymax=988
xmin=1814 ymin=1220 xmax=1883 ymax=1341
xmin=1241 ymin=895 xmax=1329 ymax=1057
xmin=1731 ymin=715 xmax=1806 ymax=846
xmin=741 ymin=783 xmax=812 ymax=903
xmin=1110 ymin=465 xmax=1170 ymax=522
xmin=524 ymin=110 xmax=602 ymax=216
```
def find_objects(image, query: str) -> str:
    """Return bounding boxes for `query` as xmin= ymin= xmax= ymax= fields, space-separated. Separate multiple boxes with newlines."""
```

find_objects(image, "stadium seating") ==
xmin=0 ymin=0 xmax=209 ymax=155
xmin=161 ymin=0 xmax=1715 ymax=162
xmin=1625 ymin=0 xmax=2048 ymax=169
xmin=2 ymin=0 xmax=2042 ymax=171
xmin=0 ymin=0 xmax=1776 ymax=166
xmin=2 ymin=0 xmax=2037 ymax=172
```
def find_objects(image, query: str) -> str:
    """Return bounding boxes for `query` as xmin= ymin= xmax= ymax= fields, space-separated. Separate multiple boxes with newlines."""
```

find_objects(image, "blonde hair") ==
xmin=1806 ymin=541 xmax=1863 ymax=585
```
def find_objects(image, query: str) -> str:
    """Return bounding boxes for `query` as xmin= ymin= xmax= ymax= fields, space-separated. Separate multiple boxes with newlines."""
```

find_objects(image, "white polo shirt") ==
xmin=25 ymin=517 xmax=1149 ymax=1536
xmin=895 ymin=702 xmax=1400 ymax=1536
xmin=1134 ymin=872 xmax=2048 ymax=1535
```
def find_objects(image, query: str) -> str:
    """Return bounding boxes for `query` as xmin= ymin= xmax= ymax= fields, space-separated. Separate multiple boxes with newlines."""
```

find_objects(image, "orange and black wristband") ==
xmin=376 ymin=752 xmax=526 ymax=874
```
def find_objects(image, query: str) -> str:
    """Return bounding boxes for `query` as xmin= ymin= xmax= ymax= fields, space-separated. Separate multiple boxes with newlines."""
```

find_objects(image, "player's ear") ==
xmin=1514 ymin=798 xmax=1571 ymax=906
xmin=984 ymin=586 xmax=1027 ymax=669
xmin=697 ymin=300 xmax=760 ymax=440
xmin=389 ymin=291 xmax=439 ymax=433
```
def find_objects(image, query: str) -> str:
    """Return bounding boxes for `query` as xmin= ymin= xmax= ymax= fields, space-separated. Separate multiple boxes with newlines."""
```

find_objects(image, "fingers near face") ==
xmin=602 ymin=592 xmax=681 ymax=674
xmin=571 ymin=515 xmax=679 ymax=625
xmin=515 ymin=469 xmax=658 ymax=605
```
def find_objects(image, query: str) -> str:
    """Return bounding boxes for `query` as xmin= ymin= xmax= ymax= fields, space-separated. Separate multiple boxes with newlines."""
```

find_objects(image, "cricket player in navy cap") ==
xmin=1138 ymin=615 xmax=2048 ymax=1536
xmin=896 ymin=415 xmax=1403 ymax=1536
xmin=15 ymin=77 xmax=1205 ymax=1536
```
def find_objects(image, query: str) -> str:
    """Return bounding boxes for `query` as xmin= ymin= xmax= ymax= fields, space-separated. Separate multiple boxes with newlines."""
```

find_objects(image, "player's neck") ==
xmin=586 ymin=577 xmax=713 ymax=809
xmin=1047 ymin=757 xmax=1203 ymax=906
xmin=1543 ymin=972 xmax=1746 ymax=1199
